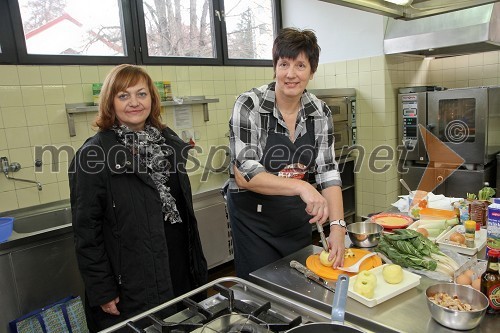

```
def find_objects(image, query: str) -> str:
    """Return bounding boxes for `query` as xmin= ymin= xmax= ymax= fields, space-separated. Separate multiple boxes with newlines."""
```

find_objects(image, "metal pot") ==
xmin=286 ymin=274 xmax=365 ymax=333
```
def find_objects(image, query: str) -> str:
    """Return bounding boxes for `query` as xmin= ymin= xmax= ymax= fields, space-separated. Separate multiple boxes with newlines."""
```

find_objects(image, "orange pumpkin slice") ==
xmin=306 ymin=248 xmax=382 ymax=280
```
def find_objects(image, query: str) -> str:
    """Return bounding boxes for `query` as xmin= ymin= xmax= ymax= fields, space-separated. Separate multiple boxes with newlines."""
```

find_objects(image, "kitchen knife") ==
xmin=290 ymin=260 xmax=335 ymax=292
xmin=315 ymin=221 xmax=329 ymax=252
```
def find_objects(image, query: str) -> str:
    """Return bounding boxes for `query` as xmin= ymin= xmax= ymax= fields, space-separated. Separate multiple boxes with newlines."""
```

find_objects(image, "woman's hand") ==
xmin=101 ymin=297 xmax=120 ymax=315
xmin=328 ymin=225 xmax=346 ymax=268
xmin=299 ymin=182 xmax=329 ymax=224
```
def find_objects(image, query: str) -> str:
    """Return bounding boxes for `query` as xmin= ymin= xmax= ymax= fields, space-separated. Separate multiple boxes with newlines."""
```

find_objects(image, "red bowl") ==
xmin=370 ymin=213 xmax=413 ymax=230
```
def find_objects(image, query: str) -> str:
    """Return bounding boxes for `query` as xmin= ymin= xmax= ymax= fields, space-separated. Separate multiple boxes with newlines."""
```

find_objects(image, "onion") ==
xmin=456 ymin=273 xmax=472 ymax=285
xmin=449 ymin=232 xmax=465 ymax=244
xmin=416 ymin=227 xmax=429 ymax=237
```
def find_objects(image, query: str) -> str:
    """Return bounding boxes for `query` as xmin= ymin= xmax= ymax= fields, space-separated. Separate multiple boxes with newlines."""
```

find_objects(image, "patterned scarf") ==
xmin=112 ymin=124 xmax=182 ymax=224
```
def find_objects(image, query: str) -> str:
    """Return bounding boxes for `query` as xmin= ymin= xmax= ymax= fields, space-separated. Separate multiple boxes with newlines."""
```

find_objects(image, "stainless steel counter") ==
xmin=249 ymin=245 xmax=498 ymax=333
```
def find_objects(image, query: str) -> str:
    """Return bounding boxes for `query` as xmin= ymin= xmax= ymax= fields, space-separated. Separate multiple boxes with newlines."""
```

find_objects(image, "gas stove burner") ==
xmin=101 ymin=278 xmax=307 ymax=333
xmin=198 ymin=314 xmax=269 ymax=333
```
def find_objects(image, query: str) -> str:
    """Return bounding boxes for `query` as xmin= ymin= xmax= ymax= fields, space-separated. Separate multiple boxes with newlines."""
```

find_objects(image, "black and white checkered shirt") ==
xmin=227 ymin=82 xmax=342 ymax=192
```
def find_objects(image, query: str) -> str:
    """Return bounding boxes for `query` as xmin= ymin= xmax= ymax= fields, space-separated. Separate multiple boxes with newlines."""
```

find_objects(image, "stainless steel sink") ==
xmin=13 ymin=207 xmax=72 ymax=233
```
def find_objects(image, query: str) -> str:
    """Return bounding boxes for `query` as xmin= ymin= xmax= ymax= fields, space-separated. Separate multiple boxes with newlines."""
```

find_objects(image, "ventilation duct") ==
xmin=383 ymin=3 xmax=500 ymax=57
xmin=319 ymin=0 xmax=499 ymax=20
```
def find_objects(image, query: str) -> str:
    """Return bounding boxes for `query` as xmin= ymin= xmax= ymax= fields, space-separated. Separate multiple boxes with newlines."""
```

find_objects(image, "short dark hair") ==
xmin=272 ymin=28 xmax=320 ymax=78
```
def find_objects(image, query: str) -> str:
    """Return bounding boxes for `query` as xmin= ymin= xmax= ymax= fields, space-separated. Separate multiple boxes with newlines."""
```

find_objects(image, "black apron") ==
xmin=227 ymin=113 xmax=316 ymax=279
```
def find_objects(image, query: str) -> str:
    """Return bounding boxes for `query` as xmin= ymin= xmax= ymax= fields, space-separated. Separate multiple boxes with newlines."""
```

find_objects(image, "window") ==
xmin=19 ymin=0 xmax=126 ymax=56
xmin=3 ymin=0 xmax=281 ymax=66
xmin=223 ymin=0 xmax=275 ymax=61
xmin=8 ymin=0 xmax=136 ymax=65
xmin=141 ymin=0 xmax=216 ymax=59
xmin=137 ymin=0 xmax=220 ymax=65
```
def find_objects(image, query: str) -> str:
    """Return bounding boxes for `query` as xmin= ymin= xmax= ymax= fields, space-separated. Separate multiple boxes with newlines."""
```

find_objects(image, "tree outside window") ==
xmin=224 ymin=0 xmax=274 ymax=60
xmin=17 ymin=0 xmax=126 ymax=56
xmin=6 ymin=0 xmax=279 ymax=65
xmin=142 ymin=0 xmax=274 ymax=61
xmin=143 ymin=0 xmax=215 ymax=58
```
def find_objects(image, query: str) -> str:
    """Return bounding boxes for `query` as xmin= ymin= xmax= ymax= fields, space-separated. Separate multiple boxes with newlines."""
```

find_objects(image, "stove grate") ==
xmin=115 ymin=282 xmax=303 ymax=333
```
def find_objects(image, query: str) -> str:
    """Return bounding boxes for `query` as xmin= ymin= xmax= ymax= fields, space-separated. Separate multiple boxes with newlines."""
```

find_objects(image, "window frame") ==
xmin=3 ymin=0 xmax=281 ymax=66
xmin=0 ymin=0 xmax=18 ymax=64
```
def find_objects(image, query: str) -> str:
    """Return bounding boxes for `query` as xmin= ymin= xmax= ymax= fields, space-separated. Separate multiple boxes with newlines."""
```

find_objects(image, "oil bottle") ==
xmin=481 ymin=249 xmax=500 ymax=314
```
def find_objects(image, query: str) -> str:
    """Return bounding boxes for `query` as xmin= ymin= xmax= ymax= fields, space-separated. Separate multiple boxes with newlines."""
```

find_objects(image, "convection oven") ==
xmin=398 ymin=86 xmax=500 ymax=197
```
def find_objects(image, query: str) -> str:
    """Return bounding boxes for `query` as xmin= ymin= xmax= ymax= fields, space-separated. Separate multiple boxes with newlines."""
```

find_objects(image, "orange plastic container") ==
xmin=419 ymin=207 xmax=457 ymax=220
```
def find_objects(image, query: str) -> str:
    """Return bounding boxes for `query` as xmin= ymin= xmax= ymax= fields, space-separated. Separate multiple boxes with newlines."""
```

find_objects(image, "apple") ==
xmin=319 ymin=250 xmax=335 ymax=266
xmin=356 ymin=270 xmax=377 ymax=286
xmin=354 ymin=270 xmax=377 ymax=298
xmin=382 ymin=264 xmax=404 ymax=284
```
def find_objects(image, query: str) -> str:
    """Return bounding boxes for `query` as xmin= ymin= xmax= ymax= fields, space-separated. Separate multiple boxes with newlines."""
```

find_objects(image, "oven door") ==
xmin=323 ymin=97 xmax=349 ymax=123
xmin=333 ymin=121 xmax=350 ymax=156
xmin=427 ymin=88 xmax=488 ymax=165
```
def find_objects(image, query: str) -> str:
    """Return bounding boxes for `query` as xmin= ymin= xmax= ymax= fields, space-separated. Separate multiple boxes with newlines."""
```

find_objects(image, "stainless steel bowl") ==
xmin=426 ymin=283 xmax=488 ymax=330
xmin=346 ymin=222 xmax=383 ymax=247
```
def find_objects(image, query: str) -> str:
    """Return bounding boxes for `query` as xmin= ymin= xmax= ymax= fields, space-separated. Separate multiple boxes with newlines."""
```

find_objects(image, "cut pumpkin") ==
xmin=418 ymin=208 xmax=456 ymax=220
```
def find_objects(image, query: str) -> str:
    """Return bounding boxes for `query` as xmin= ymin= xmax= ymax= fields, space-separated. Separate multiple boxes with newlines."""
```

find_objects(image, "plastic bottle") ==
xmin=480 ymin=249 xmax=500 ymax=314
xmin=464 ymin=220 xmax=476 ymax=248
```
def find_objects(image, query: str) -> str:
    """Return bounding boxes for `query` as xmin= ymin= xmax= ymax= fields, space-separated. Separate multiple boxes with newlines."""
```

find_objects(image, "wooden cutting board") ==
xmin=306 ymin=248 xmax=382 ymax=280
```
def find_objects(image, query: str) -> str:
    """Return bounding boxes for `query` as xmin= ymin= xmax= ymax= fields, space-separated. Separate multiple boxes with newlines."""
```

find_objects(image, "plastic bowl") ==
xmin=0 ymin=217 xmax=14 ymax=243
xmin=426 ymin=283 xmax=488 ymax=330
xmin=346 ymin=222 xmax=383 ymax=247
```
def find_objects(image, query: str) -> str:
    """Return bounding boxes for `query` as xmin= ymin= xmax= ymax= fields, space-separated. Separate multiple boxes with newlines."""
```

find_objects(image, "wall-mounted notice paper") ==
xmin=174 ymin=105 xmax=193 ymax=129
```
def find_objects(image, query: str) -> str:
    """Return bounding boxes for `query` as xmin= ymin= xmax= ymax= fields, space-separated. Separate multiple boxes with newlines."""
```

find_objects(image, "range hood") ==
xmin=319 ymin=0 xmax=499 ymax=20
xmin=384 ymin=3 xmax=500 ymax=57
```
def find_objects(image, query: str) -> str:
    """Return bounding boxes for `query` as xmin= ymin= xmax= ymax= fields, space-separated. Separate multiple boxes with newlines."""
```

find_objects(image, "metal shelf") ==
xmin=65 ymin=96 xmax=219 ymax=137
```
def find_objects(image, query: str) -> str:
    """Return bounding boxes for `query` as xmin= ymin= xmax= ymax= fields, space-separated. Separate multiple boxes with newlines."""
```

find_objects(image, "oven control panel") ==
xmin=402 ymin=98 xmax=418 ymax=151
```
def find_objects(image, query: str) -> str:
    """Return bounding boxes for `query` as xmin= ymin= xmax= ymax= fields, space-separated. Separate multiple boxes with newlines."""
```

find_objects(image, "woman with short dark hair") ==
xmin=225 ymin=28 xmax=346 ymax=279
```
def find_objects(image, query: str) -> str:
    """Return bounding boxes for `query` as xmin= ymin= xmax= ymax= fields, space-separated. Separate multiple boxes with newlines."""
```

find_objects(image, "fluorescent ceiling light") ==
xmin=385 ymin=0 xmax=413 ymax=5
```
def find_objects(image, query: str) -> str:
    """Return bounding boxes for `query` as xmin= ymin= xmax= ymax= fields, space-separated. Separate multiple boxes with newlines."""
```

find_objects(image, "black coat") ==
xmin=69 ymin=128 xmax=207 ymax=330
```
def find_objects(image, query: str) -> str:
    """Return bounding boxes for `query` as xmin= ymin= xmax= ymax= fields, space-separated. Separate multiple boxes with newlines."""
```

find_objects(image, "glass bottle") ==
xmin=481 ymin=249 xmax=500 ymax=314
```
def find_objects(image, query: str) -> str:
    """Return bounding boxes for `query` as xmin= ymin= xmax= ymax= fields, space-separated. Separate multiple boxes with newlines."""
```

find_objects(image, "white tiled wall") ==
xmin=1 ymin=51 xmax=499 ymax=216
xmin=312 ymin=51 xmax=500 ymax=218
xmin=0 ymin=64 xmax=273 ymax=211
xmin=358 ymin=51 xmax=500 ymax=218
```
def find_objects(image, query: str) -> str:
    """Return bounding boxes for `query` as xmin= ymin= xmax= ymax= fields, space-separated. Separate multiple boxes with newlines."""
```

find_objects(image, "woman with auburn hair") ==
xmin=69 ymin=64 xmax=207 ymax=331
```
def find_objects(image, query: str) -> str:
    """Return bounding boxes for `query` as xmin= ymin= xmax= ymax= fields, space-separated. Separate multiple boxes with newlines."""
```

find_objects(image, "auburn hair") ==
xmin=94 ymin=64 xmax=166 ymax=131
